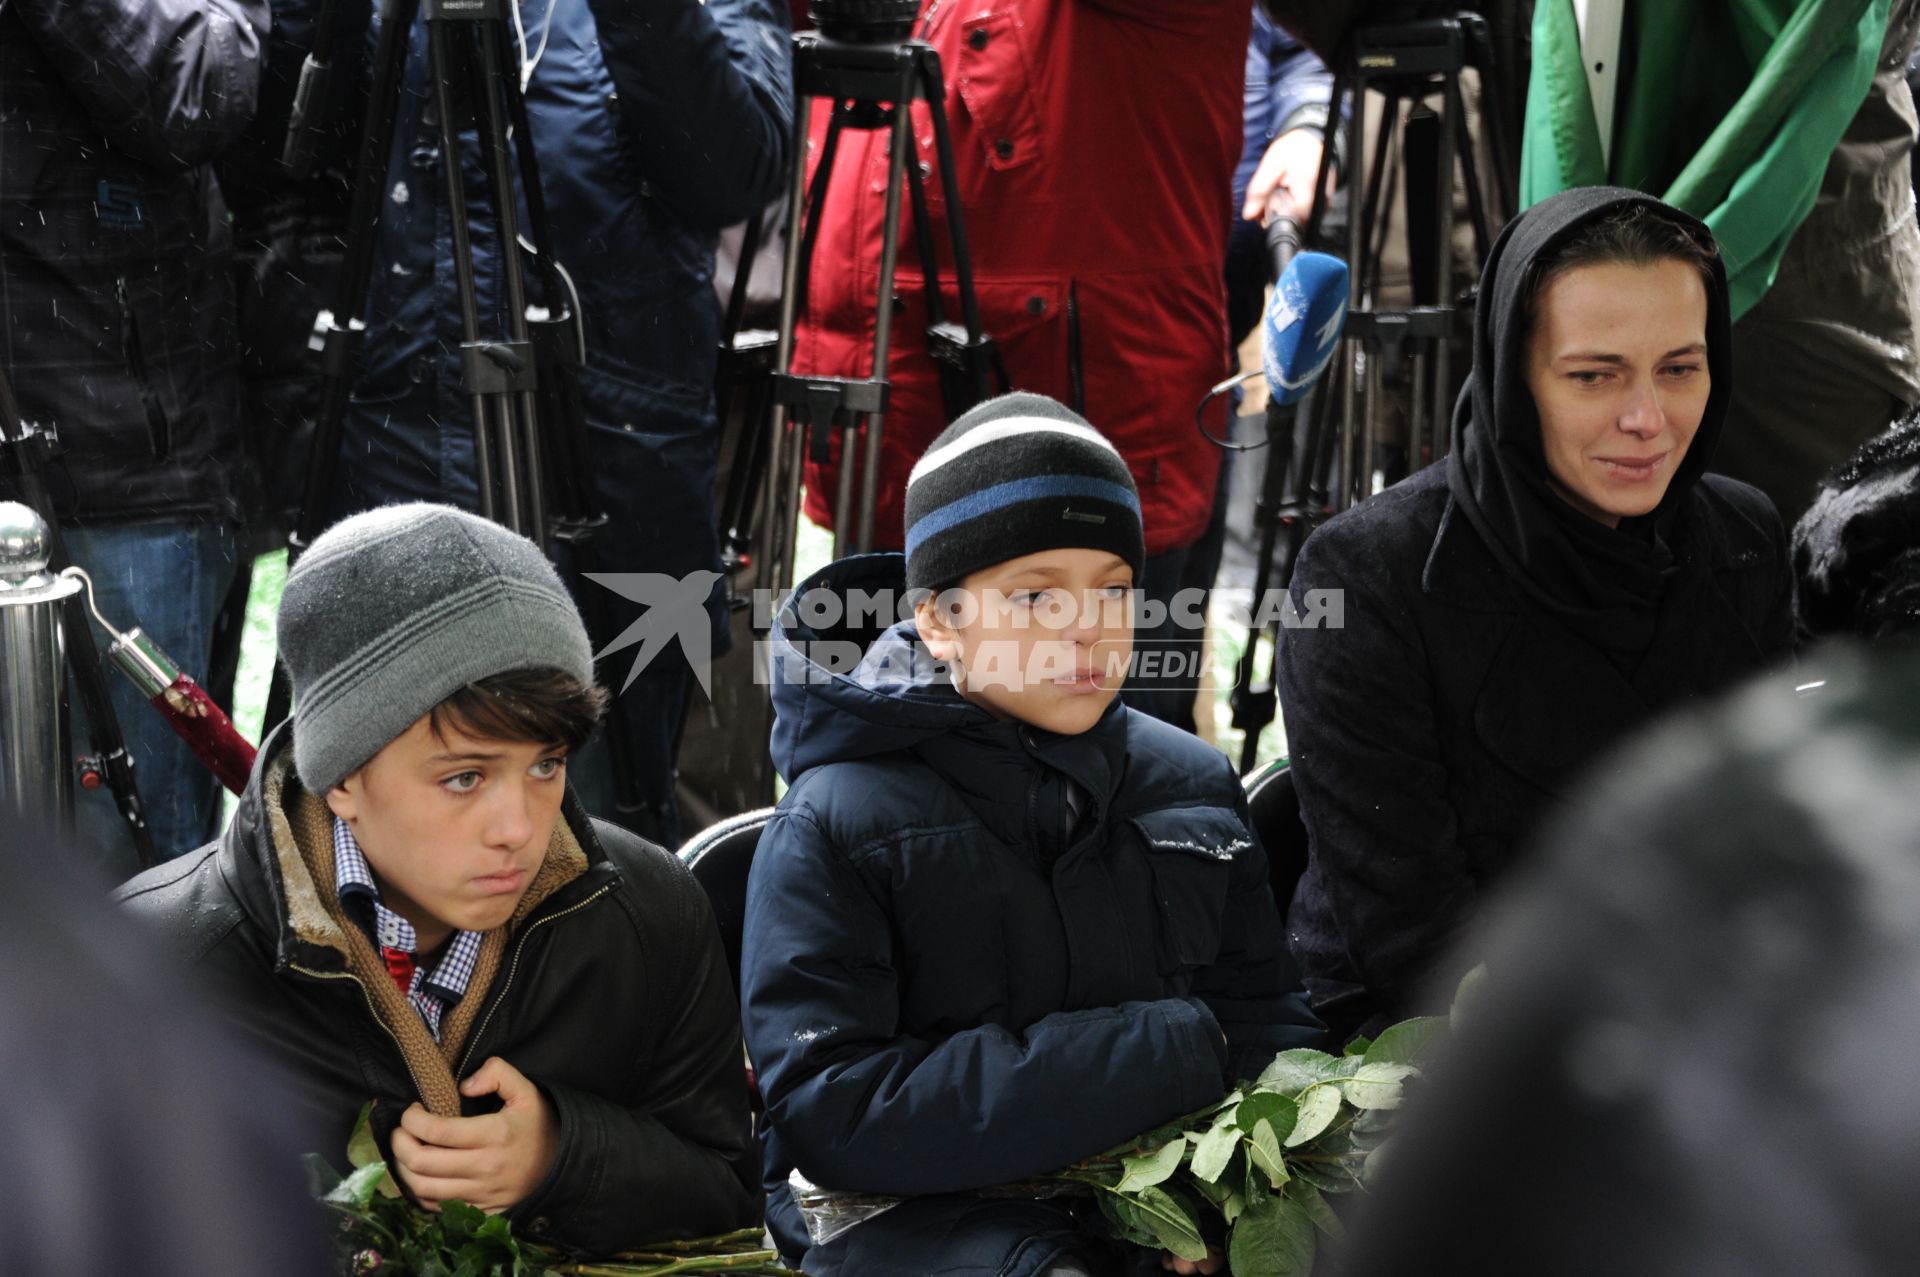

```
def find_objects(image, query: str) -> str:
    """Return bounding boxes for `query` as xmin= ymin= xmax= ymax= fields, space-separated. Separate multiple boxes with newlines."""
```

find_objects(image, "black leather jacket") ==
xmin=0 ymin=0 xmax=267 ymax=523
xmin=115 ymin=727 xmax=761 ymax=1254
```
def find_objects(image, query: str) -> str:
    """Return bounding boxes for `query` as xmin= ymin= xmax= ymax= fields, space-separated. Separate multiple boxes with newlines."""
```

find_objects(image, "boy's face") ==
xmin=915 ymin=546 xmax=1135 ymax=736
xmin=324 ymin=713 xmax=568 ymax=949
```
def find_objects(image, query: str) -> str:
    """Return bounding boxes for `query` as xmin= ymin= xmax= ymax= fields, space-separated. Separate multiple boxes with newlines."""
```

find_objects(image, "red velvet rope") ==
xmin=151 ymin=675 xmax=257 ymax=795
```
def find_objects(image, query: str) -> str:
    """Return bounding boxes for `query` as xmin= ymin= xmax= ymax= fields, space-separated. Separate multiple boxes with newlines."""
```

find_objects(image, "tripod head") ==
xmin=809 ymin=0 xmax=918 ymax=44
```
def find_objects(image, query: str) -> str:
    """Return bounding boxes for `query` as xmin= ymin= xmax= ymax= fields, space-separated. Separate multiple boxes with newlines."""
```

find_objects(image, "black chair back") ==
xmin=1245 ymin=760 xmax=1310 ymax=916
xmin=679 ymin=807 xmax=776 ymax=991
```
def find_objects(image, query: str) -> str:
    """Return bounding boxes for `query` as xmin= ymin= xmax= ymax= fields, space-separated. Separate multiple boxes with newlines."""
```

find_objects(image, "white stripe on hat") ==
xmin=907 ymin=416 xmax=1124 ymax=487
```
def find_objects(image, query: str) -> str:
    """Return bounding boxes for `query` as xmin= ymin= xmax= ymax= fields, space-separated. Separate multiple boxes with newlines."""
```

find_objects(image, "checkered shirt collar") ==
xmin=332 ymin=817 xmax=484 ymax=1040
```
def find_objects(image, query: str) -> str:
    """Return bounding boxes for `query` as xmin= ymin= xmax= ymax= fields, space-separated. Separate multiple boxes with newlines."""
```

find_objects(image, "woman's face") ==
xmin=1523 ymin=257 xmax=1711 ymax=527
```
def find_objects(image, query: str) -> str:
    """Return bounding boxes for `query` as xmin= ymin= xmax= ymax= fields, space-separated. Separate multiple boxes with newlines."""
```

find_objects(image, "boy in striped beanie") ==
xmin=742 ymin=393 xmax=1322 ymax=1276
xmin=905 ymin=391 xmax=1147 ymax=735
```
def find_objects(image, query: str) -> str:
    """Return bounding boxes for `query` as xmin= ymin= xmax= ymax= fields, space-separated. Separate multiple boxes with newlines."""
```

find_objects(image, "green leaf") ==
xmin=1235 ymin=1091 xmax=1298 ymax=1136
xmin=1220 ymin=1190 xmax=1247 ymax=1225
xmin=347 ymin=1102 xmax=382 ymax=1170
xmin=1228 ymin=1191 xmax=1317 ymax=1277
xmin=1285 ymin=1084 xmax=1344 ymax=1147
xmin=1288 ymin=1160 xmax=1357 ymax=1194
xmin=1290 ymin=1182 xmax=1346 ymax=1240
xmin=303 ymin=1152 xmax=344 ymax=1199
xmin=1202 ymin=1088 xmax=1246 ymax=1117
xmin=1363 ymin=1016 xmax=1449 ymax=1067
xmin=1247 ymin=1118 xmax=1291 ymax=1190
xmin=478 ymin=1214 xmax=513 ymax=1239
xmin=323 ymin=1160 xmax=393 ymax=1209
xmin=1255 ymin=1048 xmax=1346 ymax=1094
xmin=1133 ymin=1185 xmax=1209 ymax=1262
xmin=451 ymin=1240 xmax=491 ymax=1277
xmin=1342 ymin=1034 xmax=1374 ymax=1057
xmin=1189 ymin=1121 xmax=1243 ymax=1184
xmin=1097 ymin=1190 xmax=1162 ymax=1249
xmin=441 ymin=1199 xmax=486 ymax=1242
xmin=1116 ymin=1138 xmax=1187 ymax=1192
xmin=1341 ymin=1061 xmax=1417 ymax=1110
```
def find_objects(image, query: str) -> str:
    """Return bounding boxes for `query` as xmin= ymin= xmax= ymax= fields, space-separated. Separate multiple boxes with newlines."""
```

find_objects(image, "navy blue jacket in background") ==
xmin=741 ymin=554 xmax=1323 ymax=1276
xmin=334 ymin=0 xmax=790 ymax=554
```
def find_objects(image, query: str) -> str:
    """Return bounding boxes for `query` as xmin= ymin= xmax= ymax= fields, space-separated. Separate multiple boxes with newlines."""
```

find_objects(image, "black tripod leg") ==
xmin=1231 ymin=397 xmax=1300 ymax=774
xmin=426 ymin=20 xmax=512 ymax=528
xmin=916 ymin=49 xmax=991 ymax=402
xmin=792 ymin=106 xmax=850 ymax=335
xmin=266 ymin=0 xmax=424 ymax=739
xmin=293 ymin=0 xmax=426 ymax=548
xmin=903 ymin=138 xmax=965 ymax=422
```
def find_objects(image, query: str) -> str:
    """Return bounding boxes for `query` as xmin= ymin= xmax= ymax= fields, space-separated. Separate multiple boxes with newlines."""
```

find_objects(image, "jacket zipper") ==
xmin=289 ymin=963 xmax=437 ymax=1107
xmin=115 ymin=275 xmax=172 ymax=460
xmin=457 ymin=884 xmax=615 ymax=1075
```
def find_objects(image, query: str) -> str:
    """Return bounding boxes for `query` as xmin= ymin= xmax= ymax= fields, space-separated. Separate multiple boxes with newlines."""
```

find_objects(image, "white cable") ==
xmin=512 ymin=0 xmax=530 ymax=79
xmin=520 ymin=0 xmax=558 ymax=93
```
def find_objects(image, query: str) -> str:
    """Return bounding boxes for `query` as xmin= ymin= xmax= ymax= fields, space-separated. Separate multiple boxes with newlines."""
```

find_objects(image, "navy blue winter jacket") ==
xmin=336 ymin=0 xmax=791 ymax=515
xmin=740 ymin=554 xmax=1323 ymax=1274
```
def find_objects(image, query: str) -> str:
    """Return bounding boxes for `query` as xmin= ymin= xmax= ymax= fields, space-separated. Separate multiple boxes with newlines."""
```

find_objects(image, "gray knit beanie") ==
xmin=277 ymin=503 xmax=596 ymax=793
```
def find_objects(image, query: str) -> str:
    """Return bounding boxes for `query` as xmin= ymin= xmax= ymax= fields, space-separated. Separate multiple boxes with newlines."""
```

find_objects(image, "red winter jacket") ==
xmin=794 ymin=0 xmax=1251 ymax=557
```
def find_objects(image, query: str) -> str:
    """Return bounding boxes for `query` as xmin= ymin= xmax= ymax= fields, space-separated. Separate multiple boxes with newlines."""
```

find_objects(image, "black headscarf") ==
xmin=1446 ymin=186 xmax=1733 ymax=652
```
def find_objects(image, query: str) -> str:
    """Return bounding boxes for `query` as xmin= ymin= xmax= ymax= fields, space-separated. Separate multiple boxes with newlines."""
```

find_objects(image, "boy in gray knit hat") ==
xmin=118 ymin=504 xmax=760 ymax=1255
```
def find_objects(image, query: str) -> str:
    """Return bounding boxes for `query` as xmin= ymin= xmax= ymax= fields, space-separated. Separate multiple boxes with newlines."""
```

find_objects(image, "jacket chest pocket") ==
xmin=1131 ymin=806 xmax=1252 ymax=975
xmin=952 ymin=9 xmax=1045 ymax=171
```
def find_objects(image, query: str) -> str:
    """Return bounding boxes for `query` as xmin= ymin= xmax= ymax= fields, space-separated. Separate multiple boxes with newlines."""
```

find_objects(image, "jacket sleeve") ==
xmin=1191 ymin=769 xmax=1327 ymax=1079
xmin=10 ymin=0 xmax=269 ymax=172
xmin=741 ymin=806 xmax=1232 ymax=1196
xmin=584 ymin=0 xmax=793 ymax=229
xmin=1266 ymin=26 xmax=1334 ymax=139
xmin=1277 ymin=527 xmax=1474 ymax=1043
xmin=509 ymin=862 xmax=760 ymax=1252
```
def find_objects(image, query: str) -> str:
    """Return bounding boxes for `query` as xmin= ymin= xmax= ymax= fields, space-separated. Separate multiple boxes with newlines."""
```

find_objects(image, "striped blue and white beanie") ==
xmin=903 ymin=392 xmax=1145 ymax=592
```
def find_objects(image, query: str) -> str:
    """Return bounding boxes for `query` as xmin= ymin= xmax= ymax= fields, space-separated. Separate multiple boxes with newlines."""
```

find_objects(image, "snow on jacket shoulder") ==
xmin=0 ymin=0 xmax=268 ymax=522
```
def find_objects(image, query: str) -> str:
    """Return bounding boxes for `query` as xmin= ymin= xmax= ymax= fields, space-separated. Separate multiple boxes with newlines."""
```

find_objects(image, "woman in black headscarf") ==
xmin=1277 ymin=187 xmax=1794 ymax=1045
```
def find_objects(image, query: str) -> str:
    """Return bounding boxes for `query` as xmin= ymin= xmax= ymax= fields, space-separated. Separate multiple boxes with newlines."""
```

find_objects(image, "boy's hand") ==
xmin=1161 ymin=1247 xmax=1225 ymax=1274
xmin=390 ymin=1057 xmax=560 ymax=1213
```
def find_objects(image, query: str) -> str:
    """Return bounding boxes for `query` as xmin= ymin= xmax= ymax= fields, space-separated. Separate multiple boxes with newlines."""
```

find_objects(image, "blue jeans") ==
xmin=63 ymin=520 xmax=240 ymax=877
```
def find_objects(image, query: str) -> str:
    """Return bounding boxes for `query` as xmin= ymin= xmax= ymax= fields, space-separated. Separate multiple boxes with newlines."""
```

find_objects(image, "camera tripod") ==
xmin=1305 ymin=7 xmax=1514 ymax=511
xmin=743 ymin=27 xmax=1002 ymax=594
xmin=0 ymin=368 xmax=158 ymax=867
xmin=1226 ymin=7 xmax=1517 ymax=765
xmin=265 ymin=0 xmax=665 ymax=813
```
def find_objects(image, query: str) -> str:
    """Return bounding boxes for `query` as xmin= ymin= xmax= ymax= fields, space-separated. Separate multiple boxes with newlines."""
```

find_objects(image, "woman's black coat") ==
xmin=1278 ymin=463 xmax=1793 ymax=1043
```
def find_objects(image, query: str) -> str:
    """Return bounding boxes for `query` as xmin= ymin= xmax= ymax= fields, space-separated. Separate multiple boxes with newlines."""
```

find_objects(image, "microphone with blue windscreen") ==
xmin=1261 ymin=250 xmax=1350 ymax=407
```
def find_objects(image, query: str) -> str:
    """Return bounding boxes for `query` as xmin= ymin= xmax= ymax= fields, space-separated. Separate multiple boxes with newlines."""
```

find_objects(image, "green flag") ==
xmin=1520 ymin=0 xmax=1890 ymax=319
